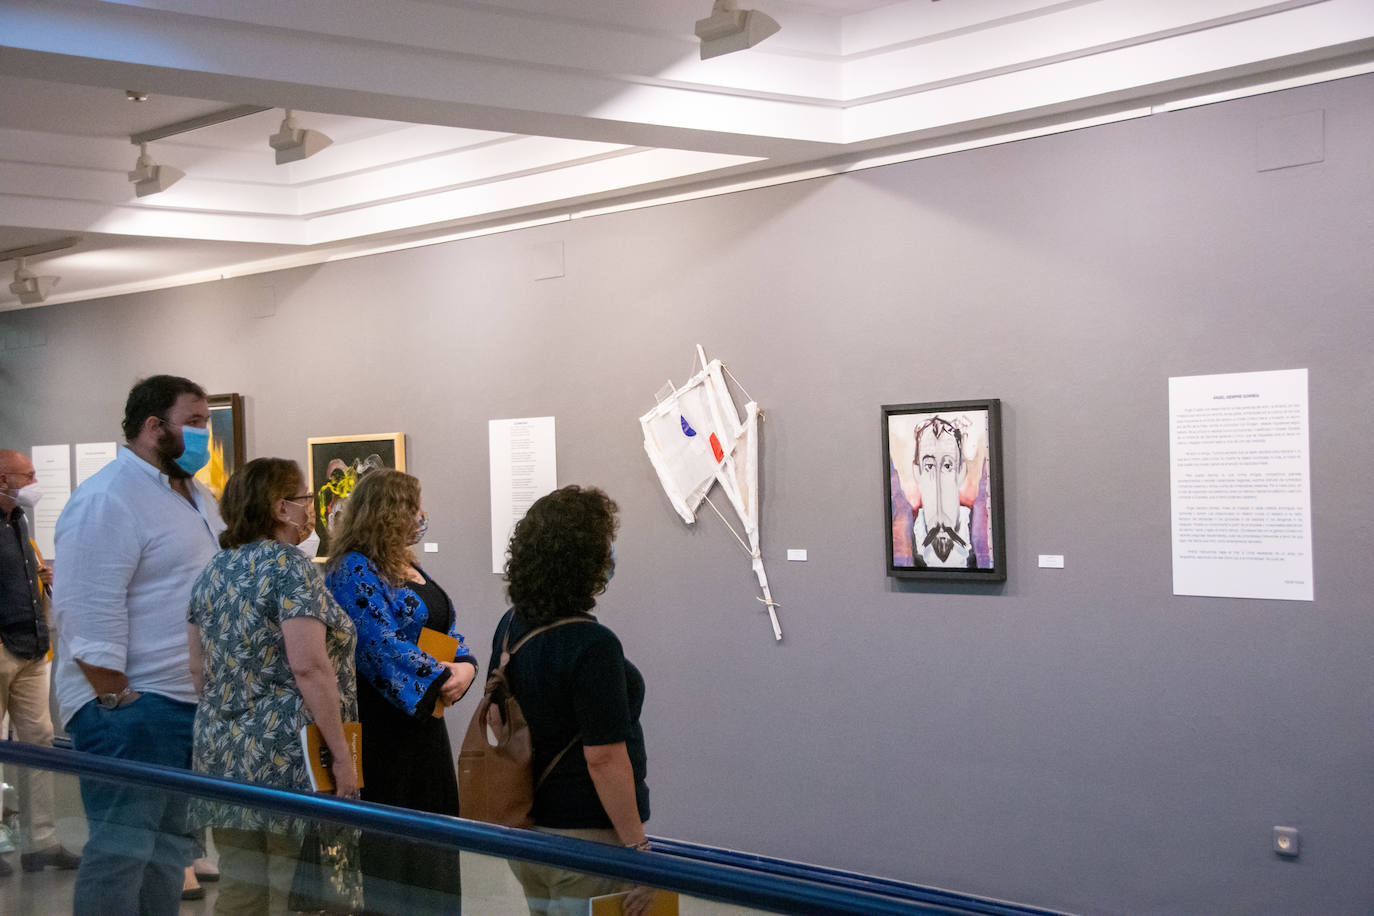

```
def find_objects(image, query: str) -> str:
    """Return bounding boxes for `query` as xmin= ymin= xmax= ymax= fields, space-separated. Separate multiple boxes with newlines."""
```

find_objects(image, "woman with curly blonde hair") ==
xmin=325 ymin=469 xmax=476 ymax=914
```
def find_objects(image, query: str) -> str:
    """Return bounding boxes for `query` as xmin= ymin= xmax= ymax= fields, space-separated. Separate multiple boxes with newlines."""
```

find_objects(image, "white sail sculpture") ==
xmin=640 ymin=345 xmax=781 ymax=640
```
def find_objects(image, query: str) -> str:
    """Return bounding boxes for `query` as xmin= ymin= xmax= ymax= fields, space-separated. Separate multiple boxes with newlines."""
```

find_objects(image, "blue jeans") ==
xmin=67 ymin=693 xmax=196 ymax=916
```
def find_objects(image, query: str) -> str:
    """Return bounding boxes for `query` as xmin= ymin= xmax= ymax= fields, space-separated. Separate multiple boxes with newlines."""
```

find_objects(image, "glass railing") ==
xmin=0 ymin=741 xmax=1062 ymax=915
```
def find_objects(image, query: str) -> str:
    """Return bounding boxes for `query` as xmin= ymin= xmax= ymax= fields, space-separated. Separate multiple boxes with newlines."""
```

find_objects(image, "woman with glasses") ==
xmin=326 ymin=469 xmax=476 ymax=914
xmin=186 ymin=457 xmax=360 ymax=914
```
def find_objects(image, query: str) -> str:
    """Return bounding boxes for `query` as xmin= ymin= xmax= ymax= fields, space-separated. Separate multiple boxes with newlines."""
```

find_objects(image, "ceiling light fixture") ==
xmin=8 ymin=259 xmax=59 ymax=305
xmin=124 ymin=104 xmax=269 ymax=195
xmin=127 ymin=142 xmax=185 ymax=197
xmin=695 ymin=0 xmax=780 ymax=60
xmin=268 ymin=109 xmax=333 ymax=164
xmin=0 ymin=238 xmax=78 ymax=306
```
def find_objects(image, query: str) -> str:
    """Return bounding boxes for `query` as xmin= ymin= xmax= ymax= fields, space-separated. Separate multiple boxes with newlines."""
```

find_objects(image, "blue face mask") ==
xmin=606 ymin=542 xmax=616 ymax=584
xmin=174 ymin=425 xmax=211 ymax=475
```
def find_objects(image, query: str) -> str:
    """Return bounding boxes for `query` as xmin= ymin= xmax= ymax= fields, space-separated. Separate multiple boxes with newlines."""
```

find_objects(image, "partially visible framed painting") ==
xmin=306 ymin=433 xmax=406 ymax=559
xmin=882 ymin=399 xmax=1006 ymax=582
xmin=196 ymin=393 xmax=245 ymax=499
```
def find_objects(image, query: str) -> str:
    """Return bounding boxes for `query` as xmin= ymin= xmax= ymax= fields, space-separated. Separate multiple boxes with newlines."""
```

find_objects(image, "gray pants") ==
xmin=508 ymin=827 xmax=633 ymax=916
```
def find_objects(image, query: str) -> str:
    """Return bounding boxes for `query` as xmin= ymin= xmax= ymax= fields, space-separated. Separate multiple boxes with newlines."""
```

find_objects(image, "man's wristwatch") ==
xmin=97 ymin=686 xmax=139 ymax=709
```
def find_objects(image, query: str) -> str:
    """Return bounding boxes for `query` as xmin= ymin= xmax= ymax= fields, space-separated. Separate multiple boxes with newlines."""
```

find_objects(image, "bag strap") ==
xmin=498 ymin=615 xmax=596 ymax=669
xmin=496 ymin=614 xmax=597 ymax=791
xmin=535 ymin=738 xmax=578 ymax=791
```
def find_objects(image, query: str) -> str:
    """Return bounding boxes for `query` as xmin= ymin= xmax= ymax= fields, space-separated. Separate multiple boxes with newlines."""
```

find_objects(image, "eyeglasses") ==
xmin=285 ymin=494 xmax=313 ymax=503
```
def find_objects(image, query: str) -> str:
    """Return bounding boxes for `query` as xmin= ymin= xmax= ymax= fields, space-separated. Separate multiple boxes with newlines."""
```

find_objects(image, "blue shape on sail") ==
xmin=680 ymin=415 xmax=697 ymax=437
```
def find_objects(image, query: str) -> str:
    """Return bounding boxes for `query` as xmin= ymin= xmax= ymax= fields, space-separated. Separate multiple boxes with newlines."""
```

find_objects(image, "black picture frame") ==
xmin=882 ymin=398 xmax=1006 ymax=582
xmin=306 ymin=433 xmax=406 ymax=559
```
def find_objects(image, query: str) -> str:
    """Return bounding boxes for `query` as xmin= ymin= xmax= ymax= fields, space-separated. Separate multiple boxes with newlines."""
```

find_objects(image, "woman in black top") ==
xmin=493 ymin=485 xmax=657 ymax=916
xmin=326 ymin=470 xmax=477 ymax=915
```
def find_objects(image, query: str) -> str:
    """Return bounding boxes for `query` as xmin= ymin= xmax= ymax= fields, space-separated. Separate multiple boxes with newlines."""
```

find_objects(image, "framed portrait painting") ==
xmin=306 ymin=433 xmax=406 ymax=559
xmin=882 ymin=399 xmax=1006 ymax=582
xmin=195 ymin=393 xmax=245 ymax=499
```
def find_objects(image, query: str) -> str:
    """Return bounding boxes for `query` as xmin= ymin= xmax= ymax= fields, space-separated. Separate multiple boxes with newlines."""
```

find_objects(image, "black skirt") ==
xmin=357 ymin=676 xmax=462 ymax=915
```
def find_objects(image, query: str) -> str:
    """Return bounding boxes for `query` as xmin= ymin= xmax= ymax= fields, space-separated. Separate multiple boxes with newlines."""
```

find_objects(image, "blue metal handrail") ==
xmin=0 ymin=742 xmax=1063 ymax=916
xmin=648 ymin=839 xmax=1057 ymax=916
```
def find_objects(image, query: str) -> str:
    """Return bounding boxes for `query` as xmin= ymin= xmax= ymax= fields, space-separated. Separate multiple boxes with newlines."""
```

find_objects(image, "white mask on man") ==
xmin=7 ymin=482 xmax=42 ymax=509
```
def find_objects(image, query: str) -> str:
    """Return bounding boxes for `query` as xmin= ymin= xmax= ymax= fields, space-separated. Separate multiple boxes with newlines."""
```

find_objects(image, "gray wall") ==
xmin=3 ymin=73 xmax=1373 ymax=915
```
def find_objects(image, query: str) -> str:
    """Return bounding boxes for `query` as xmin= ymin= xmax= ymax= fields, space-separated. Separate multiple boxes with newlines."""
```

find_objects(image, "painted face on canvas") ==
xmin=914 ymin=420 xmax=963 ymax=542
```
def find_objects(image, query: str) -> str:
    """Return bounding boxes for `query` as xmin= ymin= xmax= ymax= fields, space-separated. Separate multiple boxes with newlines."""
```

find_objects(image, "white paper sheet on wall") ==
xmin=29 ymin=444 xmax=71 ymax=559
xmin=75 ymin=442 xmax=117 ymax=485
xmin=489 ymin=417 xmax=557 ymax=574
xmin=1169 ymin=368 xmax=1313 ymax=601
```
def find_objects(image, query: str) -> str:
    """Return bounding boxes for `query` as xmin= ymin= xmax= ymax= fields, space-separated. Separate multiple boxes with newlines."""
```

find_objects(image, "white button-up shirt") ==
xmin=52 ymin=446 xmax=224 ymax=726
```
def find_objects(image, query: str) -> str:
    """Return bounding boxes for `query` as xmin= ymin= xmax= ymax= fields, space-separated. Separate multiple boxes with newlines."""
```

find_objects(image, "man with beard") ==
xmin=53 ymin=375 xmax=225 ymax=916
xmin=910 ymin=416 xmax=978 ymax=569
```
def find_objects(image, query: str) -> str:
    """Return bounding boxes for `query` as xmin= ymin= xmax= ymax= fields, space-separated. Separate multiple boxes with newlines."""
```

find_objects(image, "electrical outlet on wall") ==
xmin=1273 ymin=826 xmax=1299 ymax=858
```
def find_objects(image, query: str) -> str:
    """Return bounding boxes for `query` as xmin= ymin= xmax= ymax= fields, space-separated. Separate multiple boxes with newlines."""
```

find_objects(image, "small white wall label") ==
xmin=1038 ymin=554 xmax=1064 ymax=568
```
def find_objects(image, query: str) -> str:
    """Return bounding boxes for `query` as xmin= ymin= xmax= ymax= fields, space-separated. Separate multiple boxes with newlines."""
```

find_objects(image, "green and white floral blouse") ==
xmin=187 ymin=539 xmax=358 ymax=837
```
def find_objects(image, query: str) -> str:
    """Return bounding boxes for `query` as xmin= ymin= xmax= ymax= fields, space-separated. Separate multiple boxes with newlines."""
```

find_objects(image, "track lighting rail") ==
xmin=129 ymin=104 xmax=270 ymax=145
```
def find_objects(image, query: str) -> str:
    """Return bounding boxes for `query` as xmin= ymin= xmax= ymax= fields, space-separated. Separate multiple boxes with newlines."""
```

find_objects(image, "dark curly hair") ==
xmin=505 ymin=485 xmax=619 ymax=625
xmin=122 ymin=375 xmax=205 ymax=441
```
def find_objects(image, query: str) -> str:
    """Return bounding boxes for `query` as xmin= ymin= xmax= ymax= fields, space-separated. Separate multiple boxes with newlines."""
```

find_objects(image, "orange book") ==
xmin=300 ymin=721 xmax=363 ymax=792
xmin=418 ymin=626 xmax=461 ymax=719
xmin=588 ymin=890 xmax=679 ymax=915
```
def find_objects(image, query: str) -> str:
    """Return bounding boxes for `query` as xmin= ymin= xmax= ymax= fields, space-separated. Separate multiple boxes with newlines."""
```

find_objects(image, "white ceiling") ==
xmin=2 ymin=0 xmax=1373 ymax=309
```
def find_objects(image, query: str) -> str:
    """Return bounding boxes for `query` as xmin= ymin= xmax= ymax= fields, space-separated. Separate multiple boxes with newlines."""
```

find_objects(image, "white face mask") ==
xmin=296 ymin=528 xmax=321 ymax=558
xmin=6 ymin=482 xmax=42 ymax=509
xmin=284 ymin=500 xmax=315 ymax=547
xmin=409 ymin=512 xmax=429 ymax=547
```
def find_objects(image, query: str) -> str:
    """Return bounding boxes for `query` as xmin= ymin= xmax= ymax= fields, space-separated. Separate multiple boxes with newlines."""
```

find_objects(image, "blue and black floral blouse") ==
xmin=325 ymin=551 xmax=473 ymax=717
